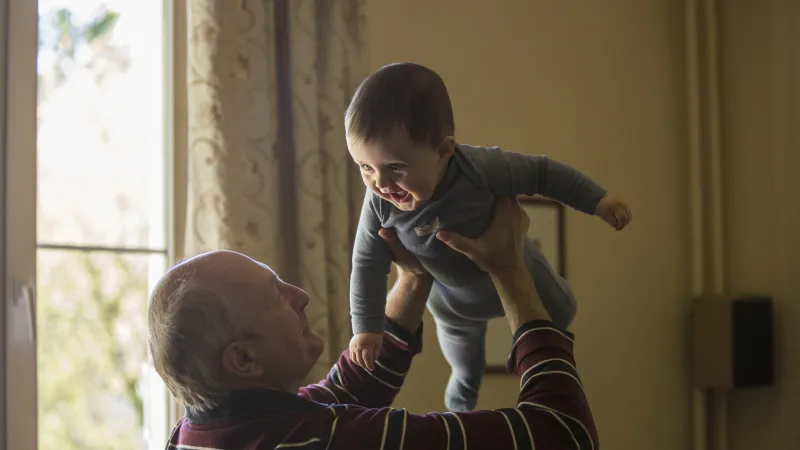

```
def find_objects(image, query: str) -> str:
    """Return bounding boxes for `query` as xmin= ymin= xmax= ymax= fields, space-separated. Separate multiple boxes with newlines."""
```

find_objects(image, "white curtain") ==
xmin=185 ymin=0 xmax=367 ymax=379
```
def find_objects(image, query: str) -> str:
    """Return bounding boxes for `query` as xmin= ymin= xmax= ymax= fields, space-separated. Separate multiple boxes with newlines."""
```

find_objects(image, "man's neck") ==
xmin=229 ymin=377 xmax=298 ymax=395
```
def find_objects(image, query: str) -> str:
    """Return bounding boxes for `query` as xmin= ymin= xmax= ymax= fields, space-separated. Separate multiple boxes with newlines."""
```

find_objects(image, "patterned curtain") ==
xmin=185 ymin=0 xmax=367 ymax=380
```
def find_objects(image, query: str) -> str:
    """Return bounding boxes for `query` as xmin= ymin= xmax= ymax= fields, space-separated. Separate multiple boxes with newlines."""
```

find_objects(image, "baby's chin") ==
xmin=392 ymin=201 xmax=418 ymax=211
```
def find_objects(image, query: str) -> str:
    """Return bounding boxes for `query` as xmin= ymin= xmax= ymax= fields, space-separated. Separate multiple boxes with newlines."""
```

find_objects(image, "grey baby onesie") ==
xmin=350 ymin=144 xmax=606 ymax=411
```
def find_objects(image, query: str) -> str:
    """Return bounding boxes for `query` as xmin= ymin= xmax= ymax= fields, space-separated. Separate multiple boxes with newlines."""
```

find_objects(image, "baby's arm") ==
xmin=475 ymin=147 xmax=631 ymax=228
xmin=349 ymin=192 xmax=394 ymax=369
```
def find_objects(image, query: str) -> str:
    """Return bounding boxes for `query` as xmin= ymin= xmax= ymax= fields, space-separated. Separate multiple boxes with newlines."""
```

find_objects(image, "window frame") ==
xmin=166 ymin=0 xmax=188 ymax=429
xmin=1 ymin=0 xmax=185 ymax=445
xmin=2 ymin=0 xmax=39 ymax=448
xmin=18 ymin=0 xmax=178 ymax=447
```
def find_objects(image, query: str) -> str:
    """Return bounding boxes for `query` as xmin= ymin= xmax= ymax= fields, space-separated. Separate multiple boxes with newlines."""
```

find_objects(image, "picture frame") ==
xmin=484 ymin=196 xmax=566 ymax=373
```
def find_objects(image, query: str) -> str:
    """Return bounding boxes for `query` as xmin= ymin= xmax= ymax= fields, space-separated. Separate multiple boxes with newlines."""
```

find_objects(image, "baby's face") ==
xmin=348 ymin=127 xmax=453 ymax=211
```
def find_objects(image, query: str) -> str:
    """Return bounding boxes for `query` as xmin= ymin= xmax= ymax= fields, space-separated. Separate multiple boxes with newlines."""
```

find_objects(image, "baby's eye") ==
xmin=360 ymin=164 xmax=373 ymax=171
xmin=388 ymin=164 xmax=403 ymax=172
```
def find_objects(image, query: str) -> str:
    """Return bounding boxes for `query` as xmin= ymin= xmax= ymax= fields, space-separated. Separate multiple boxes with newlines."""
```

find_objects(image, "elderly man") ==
xmin=149 ymin=197 xmax=598 ymax=449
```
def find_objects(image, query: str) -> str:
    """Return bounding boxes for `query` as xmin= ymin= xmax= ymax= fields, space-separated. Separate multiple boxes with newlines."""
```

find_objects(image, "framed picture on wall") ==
xmin=484 ymin=196 xmax=566 ymax=373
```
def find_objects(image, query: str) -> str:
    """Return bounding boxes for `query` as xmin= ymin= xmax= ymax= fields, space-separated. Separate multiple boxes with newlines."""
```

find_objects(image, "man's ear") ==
xmin=221 ymin=342 xmax=263 ymax=378
xmin=437 ymin=136 xmax=456 ymax=159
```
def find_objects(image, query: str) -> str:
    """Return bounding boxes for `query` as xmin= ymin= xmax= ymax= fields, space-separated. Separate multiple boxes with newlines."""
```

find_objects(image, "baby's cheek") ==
xmin=406 ymin=178 xmax=433 ymax=199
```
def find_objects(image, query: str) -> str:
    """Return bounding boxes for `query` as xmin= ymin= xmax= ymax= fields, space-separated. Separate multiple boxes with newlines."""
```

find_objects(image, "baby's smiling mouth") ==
xmin=387 ymin=190 xmax=411 ymax=203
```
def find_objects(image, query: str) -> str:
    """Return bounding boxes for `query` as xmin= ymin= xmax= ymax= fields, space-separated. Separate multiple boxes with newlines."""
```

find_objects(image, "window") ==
xmin=36 ymin=0 xmax=172 ymax=448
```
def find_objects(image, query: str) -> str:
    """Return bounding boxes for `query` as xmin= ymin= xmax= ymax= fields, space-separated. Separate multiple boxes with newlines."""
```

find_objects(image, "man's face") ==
xmin=223 ymin=255 xmax=325 ymax=392
xmin=347 ymin=127 xmax=454 ymax=211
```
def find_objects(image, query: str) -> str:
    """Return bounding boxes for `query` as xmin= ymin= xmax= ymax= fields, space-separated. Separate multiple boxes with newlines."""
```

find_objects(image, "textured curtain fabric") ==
xmin=185 ymin=0 xmax=367 ymax=379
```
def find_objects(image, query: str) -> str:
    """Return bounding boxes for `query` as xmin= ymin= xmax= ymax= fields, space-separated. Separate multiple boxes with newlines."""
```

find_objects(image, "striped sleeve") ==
xmin=509 ymin=320 xmax=598 ymax=449
xmin=299 ymin=319 xmax=422 ymax=408
xmin=326 ymin=320 xmax=598 ymax=450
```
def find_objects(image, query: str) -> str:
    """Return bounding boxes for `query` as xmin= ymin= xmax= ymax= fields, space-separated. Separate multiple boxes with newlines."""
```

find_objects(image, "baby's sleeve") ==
xmin=475 ymin=146 xmax=607 ymax=215
xmin=350 ymin=192 xmax=394 ymax=335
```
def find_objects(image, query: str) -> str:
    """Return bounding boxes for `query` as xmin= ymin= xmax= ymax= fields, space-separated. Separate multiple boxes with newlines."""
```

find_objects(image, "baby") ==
xmin=346 ymin=62 xmax=631 ymax=412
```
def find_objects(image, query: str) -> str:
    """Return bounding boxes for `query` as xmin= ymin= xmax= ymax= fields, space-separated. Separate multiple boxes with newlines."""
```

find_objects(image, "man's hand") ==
xmin=435 ymin=197 xmax=550 ymax=331
xmin=594 ymin=195 xmax=632 ymax=231
xmin=379 ymin=228 xmax=431 ymax=334
xmin=378 ymin=228 xmax=428 ymax=279
xmin=350 ymin=332 xmax=383 ymax=370
xmin=435 ymin=197 xmax=529 ymax=275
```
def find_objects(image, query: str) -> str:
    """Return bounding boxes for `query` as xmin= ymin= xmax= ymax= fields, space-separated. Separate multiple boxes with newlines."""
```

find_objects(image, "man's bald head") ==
xmin=147 ymin=250 xmax=265 ymax=412
xmin=148 ymin=250 xmax=324 ymax=413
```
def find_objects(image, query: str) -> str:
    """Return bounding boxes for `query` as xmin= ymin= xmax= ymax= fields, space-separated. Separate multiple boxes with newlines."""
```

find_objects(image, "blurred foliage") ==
xmin=38 ymin=252 xmax=148 ymax=449
xmin=37 ymin=4 xmax=149 ymax=449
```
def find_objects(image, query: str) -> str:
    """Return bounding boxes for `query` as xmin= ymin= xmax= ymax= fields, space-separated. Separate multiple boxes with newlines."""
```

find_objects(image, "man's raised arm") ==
xmin=300 ymin=229 xmax=433 ymax=408
xmin=323 ymin=197 xmax=599 ymax=449
xmin=323 ymin=316 xmax=596 ymax=450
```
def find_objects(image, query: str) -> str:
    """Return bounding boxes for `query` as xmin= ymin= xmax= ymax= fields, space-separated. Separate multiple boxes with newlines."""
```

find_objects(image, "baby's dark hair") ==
xmin=345 ymin=62 xmax=454 ymax=146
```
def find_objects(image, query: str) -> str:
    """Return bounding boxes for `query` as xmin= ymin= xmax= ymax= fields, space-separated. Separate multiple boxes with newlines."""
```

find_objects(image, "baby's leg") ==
xmin=428 ymin=283 xmax=489 ymax=412
xmin=524 ymin=238 xmax=577 ymax=328
xmin=435 ymin=318 xmax=488 ymax=412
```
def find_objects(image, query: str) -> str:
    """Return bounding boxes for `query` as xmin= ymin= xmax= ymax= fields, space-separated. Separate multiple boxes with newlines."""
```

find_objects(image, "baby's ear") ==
xmin=437 ymin=136 xmax=456 ymax=158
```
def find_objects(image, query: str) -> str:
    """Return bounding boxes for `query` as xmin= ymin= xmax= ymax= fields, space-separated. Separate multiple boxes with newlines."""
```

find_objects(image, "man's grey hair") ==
xmin=147 ymin=271 xmax=237 ymax=414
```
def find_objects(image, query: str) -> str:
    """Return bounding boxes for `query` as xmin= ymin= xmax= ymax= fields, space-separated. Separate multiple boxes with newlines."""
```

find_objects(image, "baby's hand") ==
xmin=594 ymin=195 xmax=632 ymax=231
xmin=349 ymin=332 xmax=383 ymax=370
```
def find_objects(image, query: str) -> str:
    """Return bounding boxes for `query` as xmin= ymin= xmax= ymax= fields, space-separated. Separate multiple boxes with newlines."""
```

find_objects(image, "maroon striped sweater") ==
xmin=167 ymin=318 xmax=598 ymax=449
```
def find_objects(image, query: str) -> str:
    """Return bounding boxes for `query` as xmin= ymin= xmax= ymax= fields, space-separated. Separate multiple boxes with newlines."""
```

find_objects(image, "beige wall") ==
xmin=367 ymin=1 xmax=798 ymax=449
xmin=367 ymin=1 xmax=691 ymax=449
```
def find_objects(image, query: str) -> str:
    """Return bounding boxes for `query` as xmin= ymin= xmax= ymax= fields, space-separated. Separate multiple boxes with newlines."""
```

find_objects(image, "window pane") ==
xmin=36 ymin=249 xmax=166 ymax=450
xmin=37 ymin=0 xmax=166 ymax=249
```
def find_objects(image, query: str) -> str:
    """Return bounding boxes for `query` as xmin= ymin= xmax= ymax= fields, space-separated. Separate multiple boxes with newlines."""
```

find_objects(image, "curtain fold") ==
xmin=185 ymin=0 xmax=367 ymax=379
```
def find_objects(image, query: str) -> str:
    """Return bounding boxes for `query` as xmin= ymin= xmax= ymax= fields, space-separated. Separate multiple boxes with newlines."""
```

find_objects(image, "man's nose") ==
xmin=288 ymin=284 xmax=309 ymax=310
